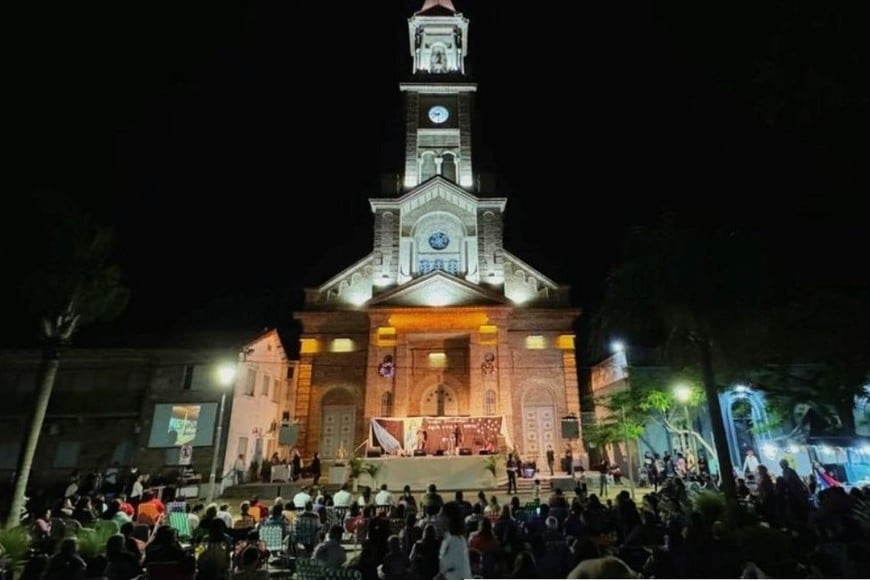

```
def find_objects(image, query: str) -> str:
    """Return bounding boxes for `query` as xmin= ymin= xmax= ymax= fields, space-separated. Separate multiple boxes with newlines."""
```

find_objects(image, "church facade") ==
xmin=290 ymin=0 xmax=582 ymax=465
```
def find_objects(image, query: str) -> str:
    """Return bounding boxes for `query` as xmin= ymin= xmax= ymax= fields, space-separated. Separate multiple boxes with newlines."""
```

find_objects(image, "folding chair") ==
xmin=291 ymin=517 xmax=323 ymax=557
xmin=260 ymin=522 xmax=293 ymax=576
xmin=167 ymin=511 xmax=192 ymax=542
xmin=322 ymin=566 xmax=362 ymax=580
xmin=294 ymin=558 xmax=325 ymax=580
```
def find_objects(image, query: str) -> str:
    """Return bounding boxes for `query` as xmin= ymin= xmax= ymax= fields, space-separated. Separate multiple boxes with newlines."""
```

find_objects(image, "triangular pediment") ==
xmin=368 ymin=271 xmax=510 ymax=307
xmin=369 ymin=176 xmax=506 ymax=215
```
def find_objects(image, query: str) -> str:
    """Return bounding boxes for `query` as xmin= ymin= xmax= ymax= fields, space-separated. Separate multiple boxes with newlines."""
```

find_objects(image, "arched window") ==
xmin=419 ymin=259 xmax=432 ymax=274
xmin=380 ymin=392 xmax=393 ymax=417
xmin=420 ymin=153 xmax=437 ymax=182
xmin=442 ymin=154 xmax=457 ymax=182
xmin=485 ymin=390 xmax=497 ymax=415
xmin=447 ymin=259 xmax=459 ymax=275
xmin=433 ymin=259 xmax=444 ymax=272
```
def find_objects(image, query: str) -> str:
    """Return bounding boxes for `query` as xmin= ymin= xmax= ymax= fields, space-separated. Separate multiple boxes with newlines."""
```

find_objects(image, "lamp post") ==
xmin=674 ymin=384 xmax=697 ymax=464
xmin=207 ymin=363 xmax=236 ymax=504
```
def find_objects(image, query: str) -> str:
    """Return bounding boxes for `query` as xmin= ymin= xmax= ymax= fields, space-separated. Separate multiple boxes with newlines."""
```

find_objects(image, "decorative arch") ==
xmin=421 ymin=384 xmax=459 ymax=416
xmin=523 ymin=386 xmax=555 ymax=406
xmin=721 ymin=387 xmax=770 ymax=468
xmin=321 ymin=386 xmax=356 ymax=406
xmin=420 ymin=151 xmax=437 ymax=182
xmin=412 ymin=212 xmax=466 ymax=278
xmin=441 ymin=152 xmax=457 ymax=182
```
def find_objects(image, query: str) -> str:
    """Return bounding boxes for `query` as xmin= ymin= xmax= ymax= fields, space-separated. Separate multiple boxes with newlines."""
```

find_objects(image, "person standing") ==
xmin=546 ymin=445 xmax=556 ymax=476
xmin=598 ymin=458 xmax=609 ymax=498
xmin=742 ymin=449 xmax=760 ymax=476
xmin=291 ymin=449 xmax=302 ymax=482
xmin=564 ymin=445 xmax=574 ymax=475
xmin=233 ymin=454 xmax=246 ymax=486
xmin=310 ymin=452 xmax=322 ymax=486
xmin=438 ymin=503 xmax=472 ymax=580
xmin=506 ymin=453 xmax=519 ymax=495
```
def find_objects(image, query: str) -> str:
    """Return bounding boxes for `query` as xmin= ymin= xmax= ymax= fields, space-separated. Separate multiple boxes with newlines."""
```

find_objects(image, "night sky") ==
xmin=7 ymin=1 xmax=868 ymax=349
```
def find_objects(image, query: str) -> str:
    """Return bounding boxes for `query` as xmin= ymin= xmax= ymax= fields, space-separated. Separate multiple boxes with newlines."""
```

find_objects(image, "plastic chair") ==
xmin=323 ymin=566 xmax=362 ymax=580
xmin=259 ymin=522 xmax=286 ymax=554
xmin=295 ymin=558 xmax=325 ymax=580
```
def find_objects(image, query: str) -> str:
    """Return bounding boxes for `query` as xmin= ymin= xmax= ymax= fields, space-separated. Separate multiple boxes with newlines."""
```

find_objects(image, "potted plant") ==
xmin=76 ymin=521 xmax=117 ymax=576
xmin=0 ymin=526 xmax=32 ymax=580
xmin=484 ymin=454 xmax=499 ymax=478
xmin=348 ymin=456 xmax=364 ymax=492
xmin=363 ymin=462 xmax=381 ymax=488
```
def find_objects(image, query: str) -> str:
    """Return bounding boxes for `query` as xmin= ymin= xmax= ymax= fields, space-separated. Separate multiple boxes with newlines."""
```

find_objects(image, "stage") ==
xmin=355 ymin=454 xmax=496 ymax=491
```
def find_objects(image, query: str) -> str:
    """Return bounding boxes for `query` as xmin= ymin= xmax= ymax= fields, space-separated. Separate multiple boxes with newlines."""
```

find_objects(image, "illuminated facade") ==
xmin=291 ymin=1 xmax=581 ymax=464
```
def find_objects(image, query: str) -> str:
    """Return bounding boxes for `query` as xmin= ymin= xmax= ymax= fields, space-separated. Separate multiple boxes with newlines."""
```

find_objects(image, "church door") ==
xmin=321 ymin=405 xmax=355 ymax=460
xmin=522 ymin=389 xmax=557 ymax=465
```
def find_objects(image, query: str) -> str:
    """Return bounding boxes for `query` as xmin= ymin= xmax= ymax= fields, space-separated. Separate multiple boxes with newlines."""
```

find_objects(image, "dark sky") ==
xmin=7 ymin=1 xmax=868 ymax=348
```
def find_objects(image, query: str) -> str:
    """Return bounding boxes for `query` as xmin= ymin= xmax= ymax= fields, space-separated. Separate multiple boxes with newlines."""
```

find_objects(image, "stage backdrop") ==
xmin=370 ymin=416 xmax=513 ymax=456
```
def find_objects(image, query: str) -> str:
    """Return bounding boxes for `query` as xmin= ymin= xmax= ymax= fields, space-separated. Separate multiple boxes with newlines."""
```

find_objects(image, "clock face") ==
xmin=428 ymin=105 xmax=449 ymax=124
xmin=428 ymin=232 xmax=450 ymax=250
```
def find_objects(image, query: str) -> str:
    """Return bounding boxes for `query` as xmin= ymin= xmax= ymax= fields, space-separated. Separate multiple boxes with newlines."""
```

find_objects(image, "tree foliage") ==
xmin=747 ymin=286 xmax=870 ymax=435
xmin=19 ymin=191 xmax=129 ymax=343
xmin=6 ymin=191 xmax=129 ymax=529
xmin=595 ymin=367 xmax=716 ymax=458
xmin=588 ymin=215 xmax=771 ymax=371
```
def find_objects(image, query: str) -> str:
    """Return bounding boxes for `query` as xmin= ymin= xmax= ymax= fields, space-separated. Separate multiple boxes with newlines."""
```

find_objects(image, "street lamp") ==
xmin=207 ymin=363 xmax=237 ymax=504
xmin=674 ymin=384 xmax=697 ymax=463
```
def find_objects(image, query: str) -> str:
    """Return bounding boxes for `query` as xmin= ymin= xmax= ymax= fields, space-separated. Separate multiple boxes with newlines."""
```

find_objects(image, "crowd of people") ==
xmin=6 ymin=448 xmax=870 ymax=579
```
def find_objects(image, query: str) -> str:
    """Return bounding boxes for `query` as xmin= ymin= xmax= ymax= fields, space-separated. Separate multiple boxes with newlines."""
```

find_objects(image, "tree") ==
xmin=748 ymin=286 xmax=870 ymax=437
xmin=597 ymin=367 xmax=716 ymax=460
xmin=5 ymin=192 xmax=129 ymax=530
xmin=590 ymin=215 xmax=773 ymax=505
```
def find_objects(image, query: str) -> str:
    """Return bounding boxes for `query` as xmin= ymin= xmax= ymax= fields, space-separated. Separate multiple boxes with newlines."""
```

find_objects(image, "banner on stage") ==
xmin=369 ymin=415 xmax=512 ymax=456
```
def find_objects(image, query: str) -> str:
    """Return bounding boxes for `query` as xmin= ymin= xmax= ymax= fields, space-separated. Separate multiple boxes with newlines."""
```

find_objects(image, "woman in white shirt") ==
xmin=438 ymin=503 xmax=471 ymax=580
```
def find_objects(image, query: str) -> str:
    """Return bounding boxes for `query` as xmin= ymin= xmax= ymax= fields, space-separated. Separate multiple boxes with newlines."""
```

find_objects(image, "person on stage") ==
xmin=453 ymin=425 xmax=462 ymax=449
xmin=506 ymin=453 xmax=519 ymax=495
xmin=416 ymin=428 xmax=428 ymax=452
xmin=546 ymin=445 xmax=556 ymax=476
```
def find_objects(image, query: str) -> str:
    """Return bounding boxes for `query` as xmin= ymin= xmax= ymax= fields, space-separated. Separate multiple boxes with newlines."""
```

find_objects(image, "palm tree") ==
xmin=5 ymin=192 xmax=129 ymax=529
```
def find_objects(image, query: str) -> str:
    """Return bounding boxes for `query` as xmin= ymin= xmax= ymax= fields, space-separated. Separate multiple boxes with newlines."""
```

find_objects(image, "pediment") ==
xmin=368 ymin=271 xmax=510 ymax=307
xmin=369 ymin=176 xmax=506 ymax=216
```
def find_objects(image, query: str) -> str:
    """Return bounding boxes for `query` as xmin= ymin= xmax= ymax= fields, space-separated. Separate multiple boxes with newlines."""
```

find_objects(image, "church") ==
xmin=280 ymin=0 xmax=582 ymax=473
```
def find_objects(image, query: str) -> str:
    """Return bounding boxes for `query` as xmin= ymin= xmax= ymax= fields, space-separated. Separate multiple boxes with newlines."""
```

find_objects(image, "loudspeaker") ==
xmin=413 ymin=449 xmax=427 ymax=456
xmin=561 ymin=419 xmax=580 ymax=439
xmin=550 ymin=476 xmax=577 ymax=493
xmin=478 ymin=450 xmax=490 ymax=455
xmin=366 ymin=447 xmax=383 ymax=458
xmin=278 ymin=424 xmax=298 ymax=446
xmin=458 ymin=448 xmax=472 ymax=456
xmin=434 ymin=449 xmax=445 ymax=456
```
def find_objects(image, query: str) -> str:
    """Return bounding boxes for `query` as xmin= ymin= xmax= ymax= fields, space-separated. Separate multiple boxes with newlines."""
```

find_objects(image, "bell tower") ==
xmin=401 ymin=0 xmax=475 ymax=191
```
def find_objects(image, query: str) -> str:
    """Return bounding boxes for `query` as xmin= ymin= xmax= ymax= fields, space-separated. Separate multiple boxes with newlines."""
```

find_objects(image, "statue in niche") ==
xmin=431 ymin=48 xmax=447 ymax=73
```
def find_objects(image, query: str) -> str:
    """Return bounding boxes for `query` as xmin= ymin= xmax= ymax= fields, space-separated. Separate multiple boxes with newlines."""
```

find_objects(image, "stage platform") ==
xmin=356 ymin=455 xmax=496 ymax=491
